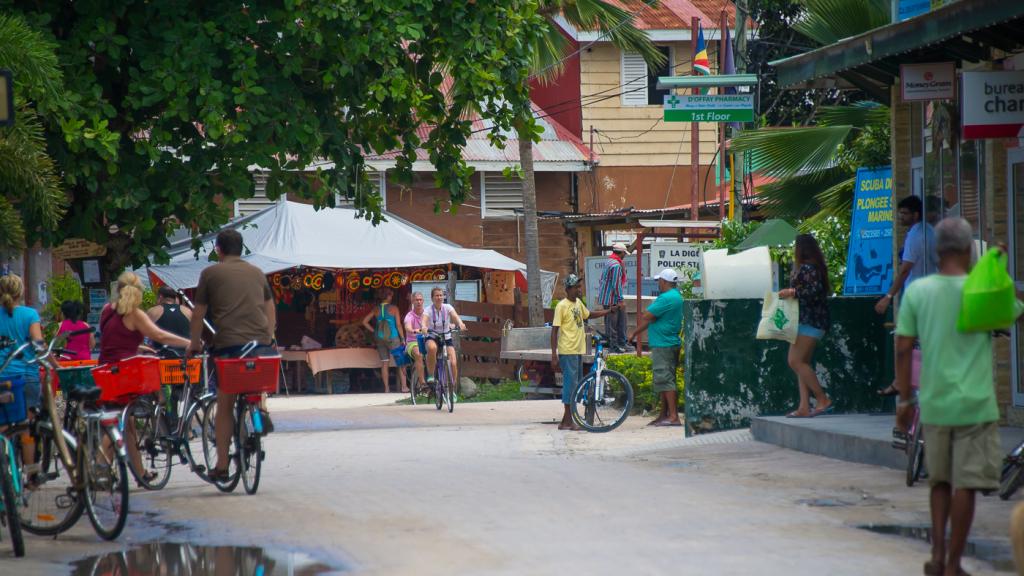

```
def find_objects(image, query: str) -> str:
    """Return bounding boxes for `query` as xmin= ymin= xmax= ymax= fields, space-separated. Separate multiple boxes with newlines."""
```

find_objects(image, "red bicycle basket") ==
xmin=90 ymin=356 xmax=161 ymax=404
xmin=214 ymin=356 xmax=280 ymax=395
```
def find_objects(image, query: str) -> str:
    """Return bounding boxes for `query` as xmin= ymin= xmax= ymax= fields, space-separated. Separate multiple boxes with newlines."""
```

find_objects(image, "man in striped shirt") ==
xmin=598 ymin=242 xmax=632 ymax=353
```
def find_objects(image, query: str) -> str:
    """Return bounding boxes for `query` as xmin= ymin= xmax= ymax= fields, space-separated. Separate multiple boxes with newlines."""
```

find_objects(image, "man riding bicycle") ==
xmin=424 ymin=287 xmax=466 ymax=387
xmin=186 ymin=229 xmax=278 ymax=483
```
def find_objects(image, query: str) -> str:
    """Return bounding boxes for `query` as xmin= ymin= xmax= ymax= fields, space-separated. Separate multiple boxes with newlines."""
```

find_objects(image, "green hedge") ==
xmin=606 ymin=349 xmax=684 ymax=413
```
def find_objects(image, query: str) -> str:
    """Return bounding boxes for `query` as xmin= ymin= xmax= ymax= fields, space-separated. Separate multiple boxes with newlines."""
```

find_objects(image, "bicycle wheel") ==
xmin=0 ymin=441 xmax=25 ymax=557
xmin=1000 ymin=459 xmax=1024 ymax=500
xmin=81 ymin=425 xmax=130 ymax=540
xmin=126 ymin=399 xmax=171 ymax=491
xmin=433 ymin=365 xmax=443 ymax=411
xmin=571 ymin=369 xmax=633 ymax=433
xmin=239 ymin=405 xmax=262 ymax=495
xmin=18 ymin=426 xmax=84 ymax=536
xmin=201 ymin=397 xmax=239 ymax=493
xmin=409 ymin=366 xmax=417 ymax=406
xmin=182 ymin=397 xmax=210 ymax=481
xmin=444 ymin=363 xmax=455 ymax=413
xmin=905 ymin=417 xmax=925 ymax=487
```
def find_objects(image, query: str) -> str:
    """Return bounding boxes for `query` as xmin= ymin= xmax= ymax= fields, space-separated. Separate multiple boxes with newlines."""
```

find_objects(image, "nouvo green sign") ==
xmin=663 ymin=94 xmax=754 ymax=123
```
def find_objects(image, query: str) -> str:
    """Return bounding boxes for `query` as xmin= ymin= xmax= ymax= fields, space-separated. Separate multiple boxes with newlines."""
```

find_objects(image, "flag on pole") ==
xmin=692 ymin=25 xmax=711 ymax=76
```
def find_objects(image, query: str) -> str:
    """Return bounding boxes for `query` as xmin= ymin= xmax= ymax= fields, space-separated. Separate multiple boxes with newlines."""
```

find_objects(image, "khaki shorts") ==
xmin=376 ymin=338 xmax=403 ymax=362
xmin=650 ymin=346 xmax=680 ymax=393
xmin=923 ymin=422 xmax=1001 ymax=490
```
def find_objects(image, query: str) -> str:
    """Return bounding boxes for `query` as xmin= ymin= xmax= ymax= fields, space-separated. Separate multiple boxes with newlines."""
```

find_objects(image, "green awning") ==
xmin=769 ymin=0 xmax=1024 ymax=98
xmin=656 ymin=74 xmax=758 ymax=91
xmin=735 ymin=219 xmax=798 ymax=251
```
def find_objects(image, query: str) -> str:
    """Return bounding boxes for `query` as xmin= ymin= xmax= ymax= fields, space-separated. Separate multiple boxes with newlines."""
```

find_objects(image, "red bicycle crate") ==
xmin=91 ymin=356 xmax=161 ymax=403
xmin=214 ymin=356 xmax=280 ymax=395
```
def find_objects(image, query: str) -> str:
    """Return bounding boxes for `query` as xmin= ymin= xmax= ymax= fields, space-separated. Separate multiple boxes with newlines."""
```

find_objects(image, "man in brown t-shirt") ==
xmin=187 ymin=228 xmax=277 ymax=481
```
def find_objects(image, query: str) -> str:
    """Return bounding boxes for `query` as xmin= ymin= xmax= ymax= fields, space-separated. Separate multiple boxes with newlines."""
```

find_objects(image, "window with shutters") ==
xmin=481 ymin=172 xmax=524 ymax=218
xmin=338 ymin=171 xmax=386 ymax=210
xmin=621 ymin=51 xmax=648 ymax=106
xmin=235 ymin=173 xmax=279 ymax=217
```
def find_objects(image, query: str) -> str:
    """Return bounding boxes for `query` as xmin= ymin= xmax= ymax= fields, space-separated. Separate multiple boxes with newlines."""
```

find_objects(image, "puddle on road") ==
xmin=71 ymin=542 xmax=345 ymax=575
xmin=796 ymin=497 xmax=853 ymax=507
xmin=859 ymin=524 xmax=1015 ymax=572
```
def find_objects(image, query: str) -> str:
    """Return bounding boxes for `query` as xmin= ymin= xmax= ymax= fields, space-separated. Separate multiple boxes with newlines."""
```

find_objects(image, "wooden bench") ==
xmin=500 ymin=327 xmax=594 ymax=395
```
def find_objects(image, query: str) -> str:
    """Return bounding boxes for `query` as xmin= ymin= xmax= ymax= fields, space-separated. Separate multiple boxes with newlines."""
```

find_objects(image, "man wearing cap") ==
xmin=551 ymin=274 xmax=610 ymax=430
xmin=597 ymin=242 xmax=632 ymax=353
xmin=629 ymin=269 xmax=684 ymax=427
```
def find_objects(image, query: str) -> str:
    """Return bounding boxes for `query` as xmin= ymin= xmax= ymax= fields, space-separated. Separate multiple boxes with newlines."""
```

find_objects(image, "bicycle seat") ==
xmin=68 ymin=386 xmax=102 ymax=403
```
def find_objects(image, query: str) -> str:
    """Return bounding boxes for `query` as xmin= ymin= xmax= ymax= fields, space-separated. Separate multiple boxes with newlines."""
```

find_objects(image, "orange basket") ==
xmin=214 ymin=356 xmax=280 ymax=395
xmin=158 ymin=359 xmax=202 ymax=385
xmin=91 ymin=356 xmax=161 ymax=404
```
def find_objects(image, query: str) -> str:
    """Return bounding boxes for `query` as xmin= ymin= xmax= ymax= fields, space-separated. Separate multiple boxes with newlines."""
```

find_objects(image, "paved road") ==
xmin=0 ymin=396 xmax=1016 ymax=575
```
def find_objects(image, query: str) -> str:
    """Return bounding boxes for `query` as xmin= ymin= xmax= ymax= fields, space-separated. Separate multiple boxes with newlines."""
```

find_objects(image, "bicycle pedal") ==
xmin=891 ymin=440 xmax=907 ymax=451
xmin=892 ymin=428 xmax=907 ymax=441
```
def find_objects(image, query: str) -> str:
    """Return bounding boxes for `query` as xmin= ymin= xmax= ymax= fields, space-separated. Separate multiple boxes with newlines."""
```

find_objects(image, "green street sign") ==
xmin=0 ymin=71 xmax=11 ymax=127
xmin=664 ymin=109 xmax=754 ymax=122
xmin=663 ymin=94 xmax=754 ymax=123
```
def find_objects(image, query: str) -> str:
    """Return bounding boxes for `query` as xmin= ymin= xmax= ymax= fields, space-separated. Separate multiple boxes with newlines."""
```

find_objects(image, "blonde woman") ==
xmin=0 ymin=275 xmax=44 ymax=469
xmin=99 ymin=272 xmax=189 ymax=484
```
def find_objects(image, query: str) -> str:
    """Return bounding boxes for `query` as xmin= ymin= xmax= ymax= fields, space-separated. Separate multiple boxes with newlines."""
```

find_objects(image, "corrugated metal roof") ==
xmin=366 ymin=105 xmax=596 ymax=168
xmin=574 ymin=0 xmax=739 ymax=31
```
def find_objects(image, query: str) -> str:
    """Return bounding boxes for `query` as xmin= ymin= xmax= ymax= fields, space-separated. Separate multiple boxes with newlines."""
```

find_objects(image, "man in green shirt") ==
xmin=895 ymin=218 xmax=1002 ymax=576
xmin=629 ymin=269 xmax=683 ymax=427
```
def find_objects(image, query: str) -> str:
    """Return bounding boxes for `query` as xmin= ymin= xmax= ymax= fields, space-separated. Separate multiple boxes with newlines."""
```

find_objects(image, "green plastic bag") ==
xmin=957 ymin=249 xmax=1024 ymax=332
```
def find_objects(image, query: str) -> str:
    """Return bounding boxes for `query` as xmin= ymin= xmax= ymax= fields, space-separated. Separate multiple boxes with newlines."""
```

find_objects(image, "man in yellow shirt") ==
xmin=551 ymin=274 xmax=610 ymax=430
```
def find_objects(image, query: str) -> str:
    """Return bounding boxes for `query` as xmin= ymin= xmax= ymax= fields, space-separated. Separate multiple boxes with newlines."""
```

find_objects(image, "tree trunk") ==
xmin=518 ymin=132 xmax=544 ymax=327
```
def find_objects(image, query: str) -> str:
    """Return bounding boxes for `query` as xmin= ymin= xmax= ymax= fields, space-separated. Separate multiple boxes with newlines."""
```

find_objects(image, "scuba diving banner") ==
xmin=843 ymin=167 xmax=894 ymax=296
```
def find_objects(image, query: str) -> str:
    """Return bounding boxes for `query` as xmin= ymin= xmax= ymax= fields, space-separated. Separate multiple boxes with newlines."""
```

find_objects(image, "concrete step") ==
xmin=751 ymin=414 xmax=1024 ymax=470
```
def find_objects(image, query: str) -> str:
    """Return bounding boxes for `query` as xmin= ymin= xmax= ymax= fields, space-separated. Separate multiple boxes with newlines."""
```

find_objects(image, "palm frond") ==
xmin=755 ymin=166 xmax=851 ymax=221
xmin=0 ymin=196 xmax=26 ymax=249
xmin=793 ymin=0 xmax=890 ymax=45
xmin=531 ymin=20 xmax=574 ymax=84
xmin=731 ymin=125 xmax=853 ymax=179
xmin=800 ymin=176 xmax=856 ymax=230
xmin=0 ymin=14 xmax=63 ymax=106
xmin=557 ymin=0 xmax=666 ymax=68
xmin=817 ymin=102 xmax=890 ymax=128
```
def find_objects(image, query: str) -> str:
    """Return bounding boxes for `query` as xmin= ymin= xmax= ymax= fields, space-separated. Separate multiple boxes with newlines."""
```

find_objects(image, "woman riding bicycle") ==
xmin=99 ymin=272 xmax=190 ymax=483
xmin=424 ymin=287 xmax=466 ymax=386
xmin=0 ymin=275 xmax=43 ymax=468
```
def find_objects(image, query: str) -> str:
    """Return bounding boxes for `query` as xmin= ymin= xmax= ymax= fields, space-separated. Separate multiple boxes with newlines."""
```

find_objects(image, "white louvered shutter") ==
xmin=235 ymin=173 xmax=278 ymax=217
xmin=621 ymin=51 xmax=648 ymax=106
xmin=338 ymin=171 xmax=385 ymax=209
xmin=482 ymin=172 xmax=524 ymax=217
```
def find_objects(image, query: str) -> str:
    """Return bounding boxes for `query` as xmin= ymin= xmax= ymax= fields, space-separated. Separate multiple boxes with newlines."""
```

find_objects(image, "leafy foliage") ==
xmin=41 ymin=273 xmax=83 ymax=340
xmin=793 ymin=0 xmax=890 ymax=45
xmin=607 ymin=351 xmax=684 ymax=413
xmin=0 ymin=14 xmax=68 ymax=249
xmin=6 ymin=0 xmax=545 ymax=269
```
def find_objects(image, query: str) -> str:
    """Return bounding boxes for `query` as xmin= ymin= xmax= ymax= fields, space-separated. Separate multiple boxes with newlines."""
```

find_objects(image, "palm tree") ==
xmin=0 ymin=14 xmax=68 ymax=249
xmin=518 ymin=0 xmax=664 ymax=326
xmin=731 ymin=0 xmax=890 ymax=228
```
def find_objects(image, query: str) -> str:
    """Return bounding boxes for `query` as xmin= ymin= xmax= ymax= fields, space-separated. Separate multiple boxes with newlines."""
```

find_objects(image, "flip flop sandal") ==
xmin=654 ymin=421 xmax=683 ymax=427
xmin=207 ymin=468 xmax=231 ymax=483
xmin=809 ymin=405 xmax=835 ymax=418
xmin=877 ymin=385 xmax=899 ymax=396
xmin=785 ymin=411 xmax=809 ymax=418
xmin=923 ymin=560 xmax=942 ymax=576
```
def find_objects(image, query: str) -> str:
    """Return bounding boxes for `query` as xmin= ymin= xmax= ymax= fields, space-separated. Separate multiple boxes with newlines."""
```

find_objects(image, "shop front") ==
xmin=770 ymin=0 xmax=1024 ymax=421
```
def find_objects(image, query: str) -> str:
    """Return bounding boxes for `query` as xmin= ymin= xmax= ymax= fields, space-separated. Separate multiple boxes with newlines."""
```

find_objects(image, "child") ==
xmin=58 ymin=300 xmax=94 ymax=360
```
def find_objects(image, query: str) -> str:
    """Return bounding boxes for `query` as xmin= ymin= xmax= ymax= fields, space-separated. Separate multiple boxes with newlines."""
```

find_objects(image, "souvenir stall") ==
xmin=147 ymin=201 xmax=554 ymax=392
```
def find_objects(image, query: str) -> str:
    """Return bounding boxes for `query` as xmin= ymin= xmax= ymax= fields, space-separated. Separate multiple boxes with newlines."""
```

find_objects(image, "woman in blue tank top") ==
xmin=361 ymin=288 xmax=406 ymax=393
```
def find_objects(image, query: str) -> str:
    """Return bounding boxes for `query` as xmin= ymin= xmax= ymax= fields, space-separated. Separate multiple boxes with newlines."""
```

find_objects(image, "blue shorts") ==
xmin=22 ymin=372 xmax=40 ymax=411
xmin=559 ymin=355 xmax=583 ymax=405
xmin=797 ymin=324 xmax=826 ymax=340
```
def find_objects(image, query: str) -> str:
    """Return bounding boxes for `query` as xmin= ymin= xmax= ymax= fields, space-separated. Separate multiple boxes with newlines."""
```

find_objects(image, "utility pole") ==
xmin=731 ymin=0 xmax=748 ymax=223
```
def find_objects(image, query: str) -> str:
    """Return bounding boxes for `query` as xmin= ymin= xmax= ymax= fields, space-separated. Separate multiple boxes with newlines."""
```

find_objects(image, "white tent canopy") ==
xmin=147 ymin=201 xmax=556 ymax=302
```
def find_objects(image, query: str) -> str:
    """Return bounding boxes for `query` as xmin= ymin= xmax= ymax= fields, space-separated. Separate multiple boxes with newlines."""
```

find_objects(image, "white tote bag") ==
xmin=756 ymin=291 xmax=799 ymax=343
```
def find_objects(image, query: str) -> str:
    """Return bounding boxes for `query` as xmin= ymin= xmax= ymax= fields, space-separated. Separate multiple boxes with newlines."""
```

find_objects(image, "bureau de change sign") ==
xmin=663 ymin=94 xmax=754 ymax=123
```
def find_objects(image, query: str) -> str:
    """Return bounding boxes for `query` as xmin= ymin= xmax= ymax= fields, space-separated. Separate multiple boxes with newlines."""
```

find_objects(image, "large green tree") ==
xmin=0 ymin=14 xmax=68 ymax=248
xmin=518 ymin=0 xmax=663 ymax=325
xmin=6 ymin=1 xmax=544 ymax=271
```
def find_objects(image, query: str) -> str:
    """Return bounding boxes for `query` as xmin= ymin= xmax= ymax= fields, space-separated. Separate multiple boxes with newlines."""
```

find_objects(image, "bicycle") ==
xmin=570 ymin=334 xmax=633 ymax=433
xmin=428 ymin=329 xmax=460 ymax=413
xmin=202 ymin=341 xmax=279 ymax=495
xmin=0 ymin=370 xmax=26 ymax=557
xmin=123 ymin=348 xmax=214 ymax=490
xmin=891 ymin=349 xmax=925 ymax=487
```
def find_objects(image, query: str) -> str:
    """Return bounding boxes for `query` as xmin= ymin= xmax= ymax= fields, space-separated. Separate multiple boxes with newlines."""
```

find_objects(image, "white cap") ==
xmin=612 ymin=242 xmax=629 ymax=253
xmin=652 ymin=269 xmax=679 ymax=283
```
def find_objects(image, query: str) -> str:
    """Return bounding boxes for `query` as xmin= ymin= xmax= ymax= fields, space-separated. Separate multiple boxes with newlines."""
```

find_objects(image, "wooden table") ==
xmin=280 ymin=348 xmax=382 ymax=393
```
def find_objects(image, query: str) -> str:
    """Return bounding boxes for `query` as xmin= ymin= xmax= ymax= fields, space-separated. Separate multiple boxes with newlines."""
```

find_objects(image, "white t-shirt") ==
xmin=426 ymin=304 xmax=456 ymax=335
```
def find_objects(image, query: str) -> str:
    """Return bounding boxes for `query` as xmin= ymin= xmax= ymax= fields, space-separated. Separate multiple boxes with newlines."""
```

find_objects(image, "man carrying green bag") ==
xmin=958 ymin=245 xmax=1024 ymax=332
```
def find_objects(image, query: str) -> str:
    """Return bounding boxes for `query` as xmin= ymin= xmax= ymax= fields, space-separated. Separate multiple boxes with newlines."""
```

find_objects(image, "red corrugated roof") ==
xmin=573 ymin=0 xmax=743 ymax=31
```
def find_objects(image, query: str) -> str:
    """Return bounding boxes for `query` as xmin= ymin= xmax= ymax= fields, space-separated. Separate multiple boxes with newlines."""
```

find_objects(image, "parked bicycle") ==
xmin=1000 ymin=437 xmax=1024 ymax=500
xmin=122 ymin=348 xmax=215 ymax=490
xmin=891 ymin=349 xmax=925 ymax=487
xmin=0 ymin=353 xmax=27 ymax=557
xmin=202 ymin=341 xmax=279 ymax=495
xmin=570 ymin=334 xmax=633 ymax=433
